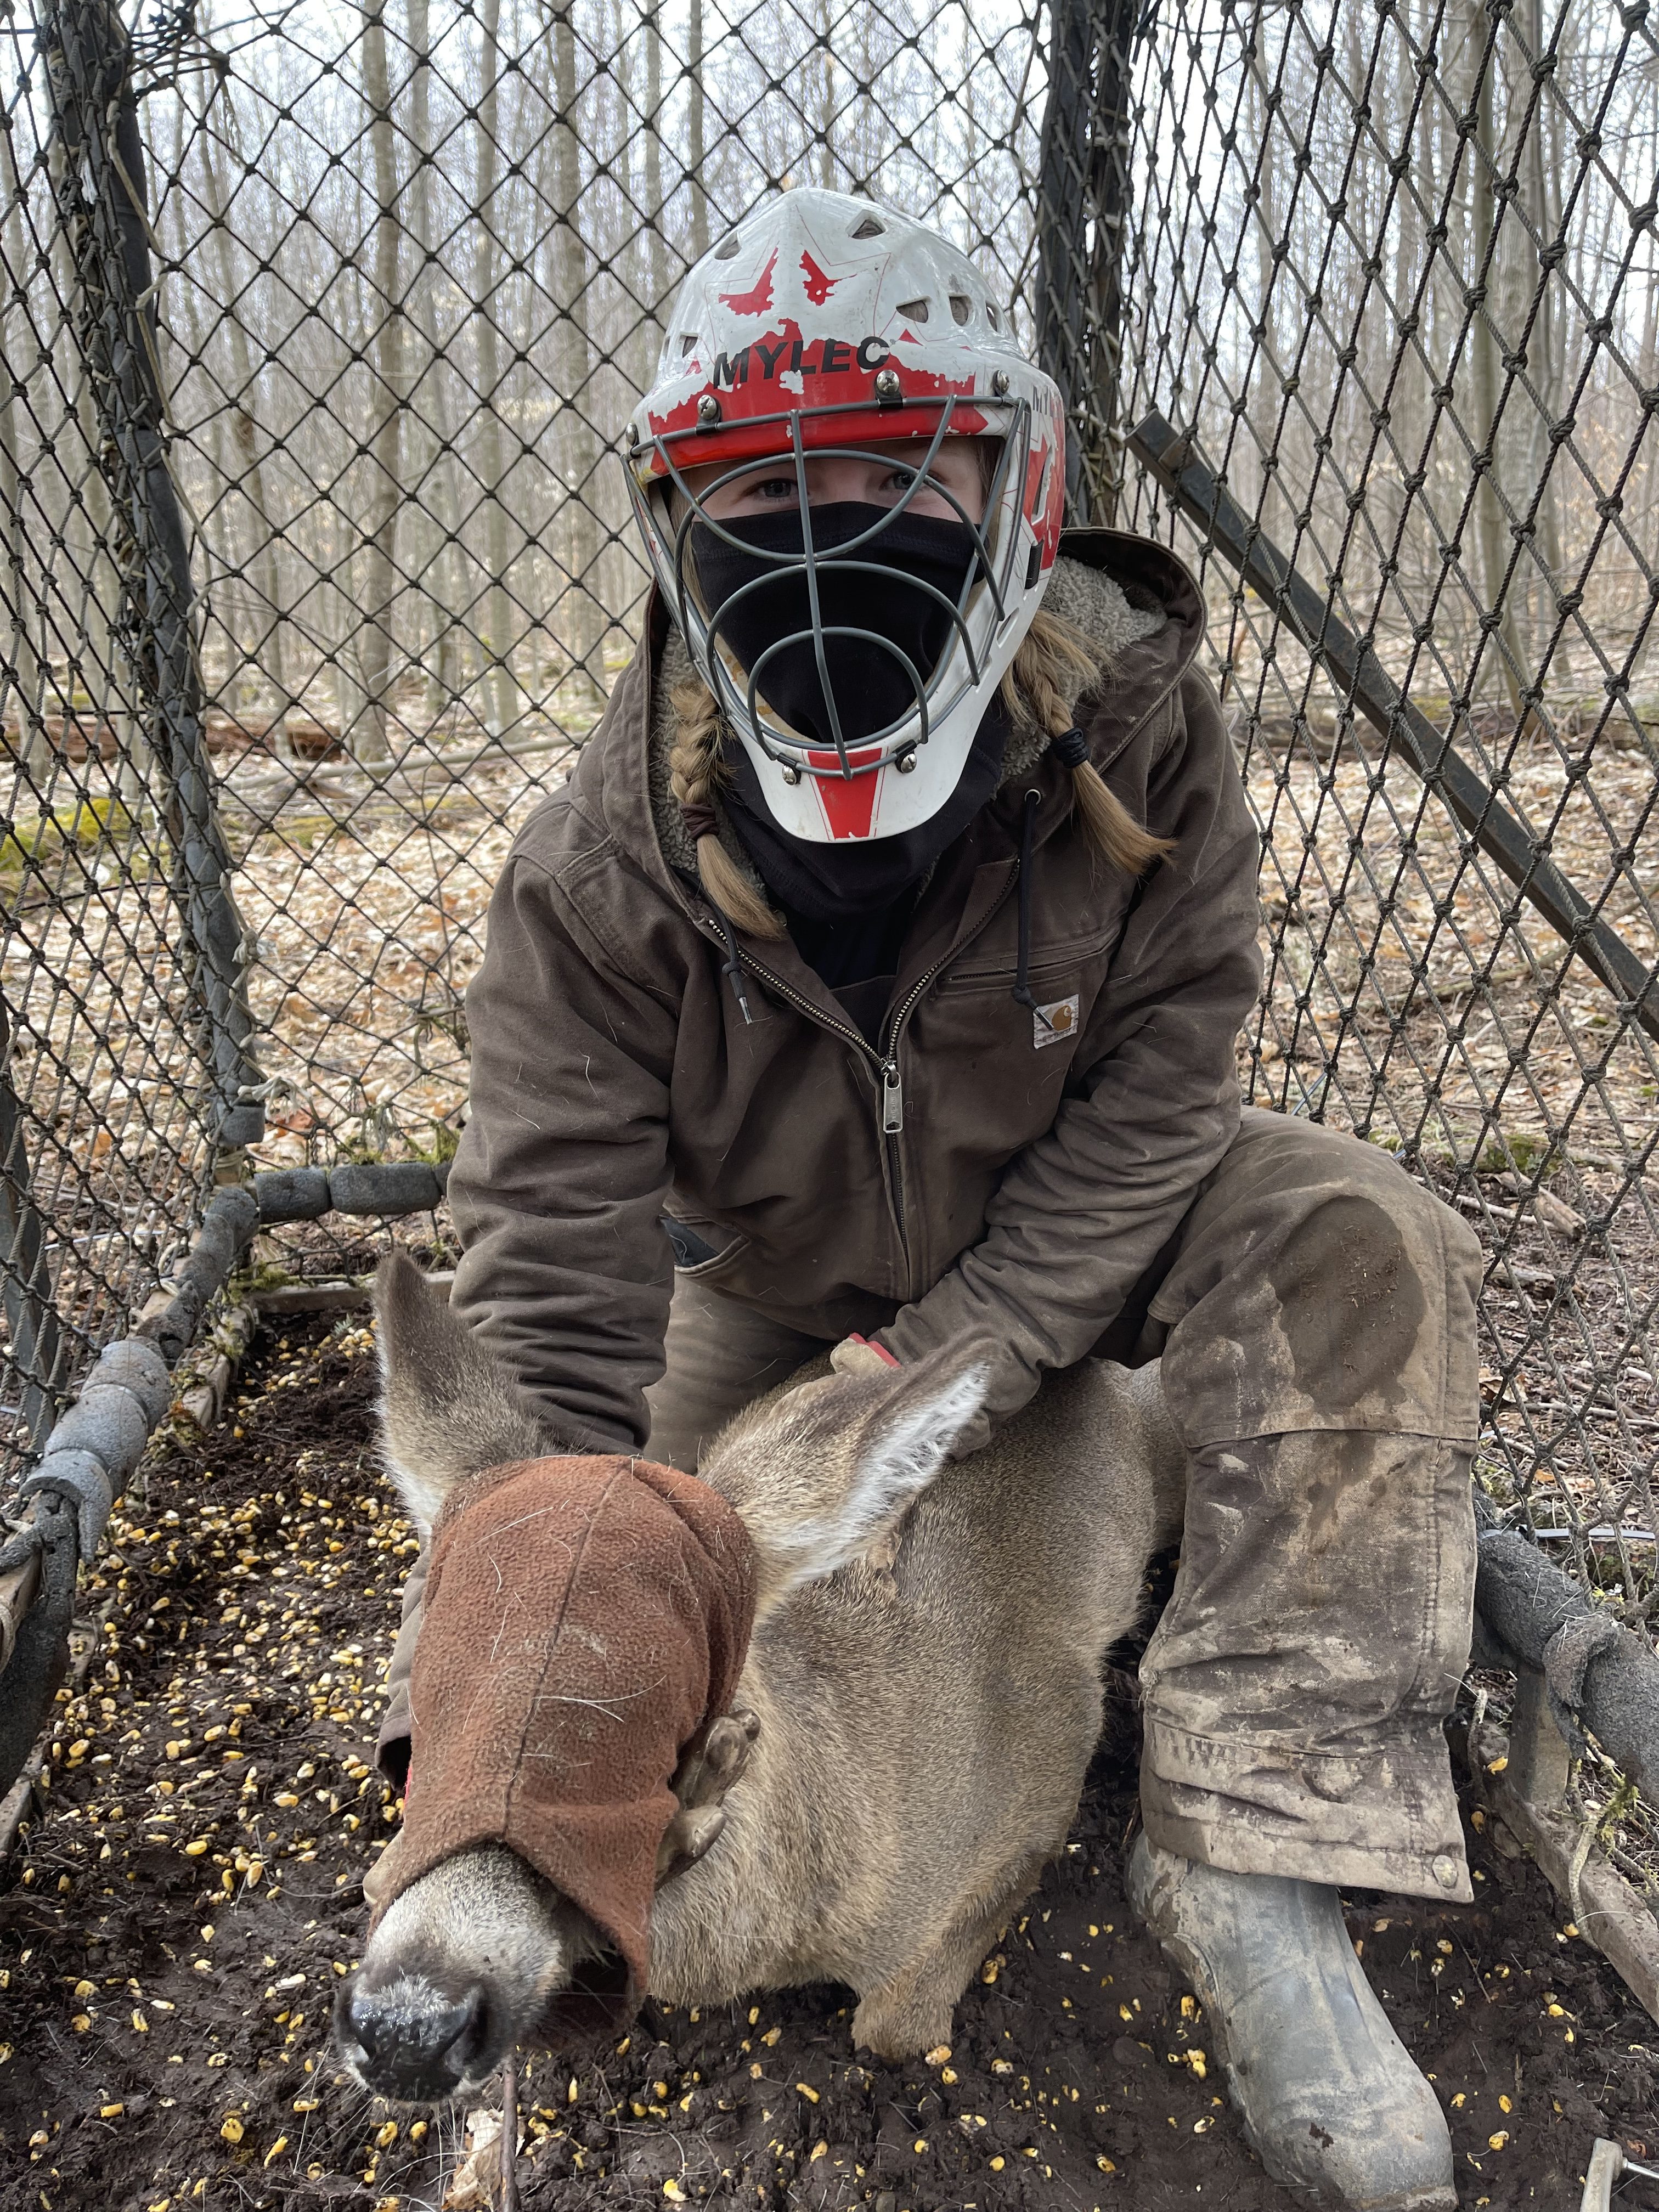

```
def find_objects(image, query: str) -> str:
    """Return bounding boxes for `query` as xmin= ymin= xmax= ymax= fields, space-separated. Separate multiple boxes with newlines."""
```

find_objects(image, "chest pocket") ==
xmin=935 ymin=915 xmax=1125 ymax=998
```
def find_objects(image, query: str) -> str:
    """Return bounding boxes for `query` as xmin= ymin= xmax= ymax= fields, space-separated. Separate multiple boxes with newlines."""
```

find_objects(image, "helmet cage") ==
xmin=627 ymin=389 xmax=1034 ymax=787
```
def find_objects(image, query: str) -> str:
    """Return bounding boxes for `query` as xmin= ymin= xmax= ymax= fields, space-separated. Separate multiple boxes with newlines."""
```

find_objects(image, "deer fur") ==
xmin=338 ymin=1253 xmax=1185 ymax=2100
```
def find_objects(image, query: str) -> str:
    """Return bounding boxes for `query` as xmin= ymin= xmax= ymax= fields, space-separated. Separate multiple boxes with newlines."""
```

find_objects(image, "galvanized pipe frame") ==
xmin=1035 ymin=0 xmax=1143 ymax=524
xmin=0 ymin=1183 xmax=257 ymax=1802
xmin=10 ymin=1139 xmax=1659 ymax=2010
xmin=0 ymin=0 xmax=1652 ymax=2026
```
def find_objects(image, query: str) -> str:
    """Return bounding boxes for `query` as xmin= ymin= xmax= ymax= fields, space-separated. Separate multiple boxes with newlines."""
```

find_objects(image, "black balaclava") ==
xmin=690 ymin=502 xmax=981 ymax=754
xmin=720 ymin=695 xmax=1011 ymax=925
xmin=687 ymin=499 xmax=1006 ymax=1013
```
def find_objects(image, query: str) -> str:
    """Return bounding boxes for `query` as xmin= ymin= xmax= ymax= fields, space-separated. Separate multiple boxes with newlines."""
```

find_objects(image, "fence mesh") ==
xmin=1 ymin=0 xmax=1655 ymax=1645
xmin=1113 ymin=0 xmax=1658 ymax=1626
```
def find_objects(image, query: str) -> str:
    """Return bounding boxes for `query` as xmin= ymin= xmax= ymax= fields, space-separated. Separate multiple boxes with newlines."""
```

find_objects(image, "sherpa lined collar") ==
xmin=377 ymin=1454 xmax=756 ymax=2036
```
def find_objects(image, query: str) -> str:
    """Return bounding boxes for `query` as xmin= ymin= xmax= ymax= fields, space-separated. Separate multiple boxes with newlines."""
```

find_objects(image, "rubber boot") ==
xmin=1126 ymin=1832 xmax=1457 ymax=2210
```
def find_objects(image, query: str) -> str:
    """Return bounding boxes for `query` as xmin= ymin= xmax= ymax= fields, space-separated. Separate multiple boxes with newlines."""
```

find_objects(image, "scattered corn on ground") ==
xmin=0 ymin=1314 xmax=1654 ymax=2210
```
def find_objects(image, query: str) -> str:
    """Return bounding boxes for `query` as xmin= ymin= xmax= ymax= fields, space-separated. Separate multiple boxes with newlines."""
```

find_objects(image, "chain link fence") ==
xmin=1110 ymin=0 xmax=1658 ymax=1632
xmin=2 ymin=0 xmax=1655 ymax=1650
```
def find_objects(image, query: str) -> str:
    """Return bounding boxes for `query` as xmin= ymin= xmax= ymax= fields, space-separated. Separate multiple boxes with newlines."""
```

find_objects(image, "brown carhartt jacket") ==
xmin=445 ymin=529 xmax=1263 ymax=1459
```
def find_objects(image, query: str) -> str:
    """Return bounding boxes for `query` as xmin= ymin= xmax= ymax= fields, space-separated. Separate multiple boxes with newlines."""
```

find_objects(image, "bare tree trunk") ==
xmin=687 ymin=0 xmax=709 ymax=258
xmin=549 ymin=0 xmax=604 ymax=708
xmin=812 ymin=0 xmax=836 ymax=188
xmin=642 ymin=2 xmax=668 ymax=349
xmin=0 ymin=114 xmax=43 ymax=774
xmin=198 ymin=83 xmax=292 ymax=752
xmin=1243 ymin=5 xmax=1283 ymax=512
xmin=356 ymin=0 xmax=407 ymax=763
xmin=474 ymin=0 xmax=518 ymax=736
xmin=404 ymin=0 xmax=462 ymax=719
xmin=1390 ymin=0 xmax=1427 ymax=551
xmin=1459 ymin=0 xmax=1526 ymax=718
xmin=48 ymin=211 xmax=126 ymax=788
xmin=1517 ymin=0 xmax=1569 ymax=681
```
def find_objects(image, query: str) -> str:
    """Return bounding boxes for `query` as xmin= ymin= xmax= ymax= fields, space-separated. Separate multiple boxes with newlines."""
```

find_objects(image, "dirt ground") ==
xmin=1 ymin=1314 xmax=1655 ymax=2212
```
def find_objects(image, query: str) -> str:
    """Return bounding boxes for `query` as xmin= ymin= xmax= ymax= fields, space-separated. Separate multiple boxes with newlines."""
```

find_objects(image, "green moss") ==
xmin=410 ymin=1120 xmax=459 ymax=1166
xmin=0 ymin=794 xmax=137 ymax=877
xmin=1476 ymin=1130 xmax=1555 ymax=1177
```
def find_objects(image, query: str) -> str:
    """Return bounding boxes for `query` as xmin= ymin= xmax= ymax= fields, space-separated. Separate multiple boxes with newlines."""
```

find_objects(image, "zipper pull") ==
xmin=881 ymin=1059 xmax=904 ymax=1135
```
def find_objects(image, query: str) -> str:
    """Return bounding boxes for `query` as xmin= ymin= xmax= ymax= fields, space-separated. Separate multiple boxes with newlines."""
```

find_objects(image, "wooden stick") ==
xmin=0 ymin=1525 xmax=42 ymax=1673
xmin=498 ymin=2055 xmax=520 ymax=2212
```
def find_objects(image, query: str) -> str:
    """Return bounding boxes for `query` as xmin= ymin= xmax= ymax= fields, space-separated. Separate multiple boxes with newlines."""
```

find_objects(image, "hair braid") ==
xmin=668 ymin=604 xmax=1172 ymax=918
xmin=1003 ymin=610 xmax=1175 ymax=877
xmin=667 ymin=673 xmax=786 ymax=938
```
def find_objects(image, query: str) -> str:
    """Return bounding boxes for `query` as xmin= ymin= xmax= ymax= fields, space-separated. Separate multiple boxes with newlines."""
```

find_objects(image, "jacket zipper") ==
xmin=697 ymin=870 xmax=1019 ymax=1289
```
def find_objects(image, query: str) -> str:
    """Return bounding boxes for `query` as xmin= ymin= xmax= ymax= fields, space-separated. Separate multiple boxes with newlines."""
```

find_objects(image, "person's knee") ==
xmin=1333 ymin=1144 xmax=1483 ymax=1317
xmin=1267 ymin=1163 xmax=1480 ymax=1418
xmin=1243 ymin=1118 xmax=1482 ymax=1314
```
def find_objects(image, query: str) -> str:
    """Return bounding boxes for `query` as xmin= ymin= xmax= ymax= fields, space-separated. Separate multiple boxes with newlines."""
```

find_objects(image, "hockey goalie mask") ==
xmin=625 ymin=188 xmax=1068 ymax=844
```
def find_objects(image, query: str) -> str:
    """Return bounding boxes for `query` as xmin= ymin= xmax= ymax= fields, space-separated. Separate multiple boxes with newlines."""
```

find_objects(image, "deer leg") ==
xmin=851 ymin=1847 xmax=1052 ymax=2059
xmin=655 ymin=1710 xmax=761 ymax=1884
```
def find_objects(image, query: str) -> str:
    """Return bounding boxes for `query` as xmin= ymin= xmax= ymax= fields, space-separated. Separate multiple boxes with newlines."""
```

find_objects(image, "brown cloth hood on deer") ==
xmin=374 ymin=1453 xmax=756 ymax=2033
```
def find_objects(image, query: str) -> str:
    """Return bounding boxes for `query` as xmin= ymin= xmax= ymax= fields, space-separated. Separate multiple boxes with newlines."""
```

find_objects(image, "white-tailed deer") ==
xmin=336 ymin=1252 xmax=1183 ymax=2104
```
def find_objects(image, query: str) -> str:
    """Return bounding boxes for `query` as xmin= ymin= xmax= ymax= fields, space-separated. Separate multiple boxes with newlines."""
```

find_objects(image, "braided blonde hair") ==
xmin=1001 ymin=608 xmax=1175 ymax=876
xmin=669 ymin=604 xmax=1172 ymax=932
xmin=668 ymin=670 xmax=786 ymax=938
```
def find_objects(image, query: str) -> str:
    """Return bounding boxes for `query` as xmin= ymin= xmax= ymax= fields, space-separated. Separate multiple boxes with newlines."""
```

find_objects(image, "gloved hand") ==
xmin=829 ymin=1333 xmax=900 ymax=1378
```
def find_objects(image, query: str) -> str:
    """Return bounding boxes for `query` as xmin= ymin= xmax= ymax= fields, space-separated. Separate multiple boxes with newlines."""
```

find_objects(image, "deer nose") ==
xmin=336 ymin=1976 xmax=488 ymax=2102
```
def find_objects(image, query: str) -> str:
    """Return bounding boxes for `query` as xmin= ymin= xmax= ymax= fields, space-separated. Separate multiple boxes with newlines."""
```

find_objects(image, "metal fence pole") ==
xmin=41 ymin=0 xmax=263 ymax=1158
xmin=0 ymin=1000 xmax=64 ymax=1452
xmin=1035 ymin=0 xmax=1140 ymax=526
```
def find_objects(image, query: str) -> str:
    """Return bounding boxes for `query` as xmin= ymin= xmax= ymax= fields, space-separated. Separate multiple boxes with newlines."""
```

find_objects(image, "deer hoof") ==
xmin=654 ymin=1802 xmax=727 ymax=1883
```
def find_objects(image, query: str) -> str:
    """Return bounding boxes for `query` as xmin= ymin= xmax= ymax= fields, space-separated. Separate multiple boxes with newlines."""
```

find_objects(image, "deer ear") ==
xmin=744 ymin=1350 xmax=990 ymax=1618
xmin=837 ymin=1357 xmax=990 ymax=1553
xmin=374 ymin=1251 xmax=550 ymax=1534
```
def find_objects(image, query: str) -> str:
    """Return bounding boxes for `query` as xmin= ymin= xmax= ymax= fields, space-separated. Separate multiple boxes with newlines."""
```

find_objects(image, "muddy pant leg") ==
xmin=1137 ymin=1108 xmax=1485 ymax=1903
xmin=645 ymin=1277 xmax=834 ymax=1474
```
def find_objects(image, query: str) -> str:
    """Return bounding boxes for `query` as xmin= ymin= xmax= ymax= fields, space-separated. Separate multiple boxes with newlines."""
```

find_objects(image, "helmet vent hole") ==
xmin=897 ymin=296 xmax=929 ymax=323
xmin=714 ymin=234 xmax=741 ymax=259
xmin=851 ymin=213 xmax=885 ymax=238
xmin=986 ymin=302 xmax=1001 ymax=330
xmin=950 ymin=294 xmax=972 ymax=325
xmin=679 ymin=333 xmax=697 ymax=356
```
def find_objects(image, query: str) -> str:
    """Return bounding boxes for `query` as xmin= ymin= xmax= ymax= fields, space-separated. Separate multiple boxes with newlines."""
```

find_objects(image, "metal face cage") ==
xmin=626 ymin=392 xmax=1029 ymax=785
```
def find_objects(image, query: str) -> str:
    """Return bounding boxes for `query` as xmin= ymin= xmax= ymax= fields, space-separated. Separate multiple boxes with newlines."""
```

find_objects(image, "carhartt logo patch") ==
xmin=1033 ymin=994 xmax=1079 ymax=1049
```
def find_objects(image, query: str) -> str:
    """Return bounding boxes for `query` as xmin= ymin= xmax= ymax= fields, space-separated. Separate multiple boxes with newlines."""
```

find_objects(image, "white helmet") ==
xmin=624 ymin=188 xmax=1067 ymax=844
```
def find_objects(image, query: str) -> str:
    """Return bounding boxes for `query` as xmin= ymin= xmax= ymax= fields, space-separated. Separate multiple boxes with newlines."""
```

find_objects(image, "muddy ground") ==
xmin=1 ymin=1313 xmax=1655 ymax=2212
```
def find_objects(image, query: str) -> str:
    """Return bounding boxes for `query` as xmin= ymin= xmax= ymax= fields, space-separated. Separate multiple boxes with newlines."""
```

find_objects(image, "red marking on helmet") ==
xmin=644 ymin=402 xmax=992 ymax=475
xmin=1037 ymin=436 xmax=1066 ymax=563
xmin=1022 ymin=438 xmax=1065 ymax=567
xmin=720 ymin=248 xmax=778 ymax=317
xmin=806 ymin=748 xmax=883 ymax=839
xmin=799 ymin=250 xmax=837 ymax=304
xmin=641 ymin=328 xmax=989 ymax=474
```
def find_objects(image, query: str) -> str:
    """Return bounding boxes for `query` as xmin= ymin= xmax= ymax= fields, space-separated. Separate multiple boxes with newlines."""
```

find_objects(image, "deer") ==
xmin=335 ymin=1251 xmax=1185 ymax=2107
